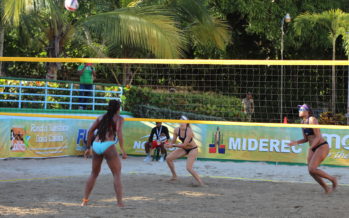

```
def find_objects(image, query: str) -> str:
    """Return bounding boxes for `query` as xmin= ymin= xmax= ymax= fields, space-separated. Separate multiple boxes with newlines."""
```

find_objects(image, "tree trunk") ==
xmin=46 ymin=37 xmax=60 ymax=80
xmin=332 ymin=37 xmax=336 ymax=113
xmin=0 ymin=25 xmax=4 ymax=77
xmin=122 ymin=64 xmax=133 ymax=86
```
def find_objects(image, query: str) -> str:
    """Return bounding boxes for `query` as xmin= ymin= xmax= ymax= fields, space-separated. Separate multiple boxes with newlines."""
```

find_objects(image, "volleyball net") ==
xmin=0 ymin=57 xmax=349 ymax=124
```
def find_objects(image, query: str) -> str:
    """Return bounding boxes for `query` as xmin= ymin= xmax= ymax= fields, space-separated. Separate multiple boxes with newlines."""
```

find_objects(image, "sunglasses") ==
xmin=298 ymin=108 xmax=308 ymax=112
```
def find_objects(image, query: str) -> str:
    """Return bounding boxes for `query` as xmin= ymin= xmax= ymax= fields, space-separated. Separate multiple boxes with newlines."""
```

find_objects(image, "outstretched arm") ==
xmin=166 ymin=128 xmax=178 ymax=148
xmin=289 ymin=130 xmax=308 ymax=146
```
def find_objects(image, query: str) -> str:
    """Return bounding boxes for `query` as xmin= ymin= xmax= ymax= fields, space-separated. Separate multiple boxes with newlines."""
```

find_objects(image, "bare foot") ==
xmin=324 ymin=185 xmax=331 ymax=194
xmin=117 ymin=203 xmax=125 ymax=207
xmin=168 ymin=177 xmax=177 ymax=182
xmin=332 ymin=177 xmax=338 ymax=192
xmin=81 ymin=199 xmax=89 ymax=206
xmin=199 ymin=183 xmax=208 ymax=187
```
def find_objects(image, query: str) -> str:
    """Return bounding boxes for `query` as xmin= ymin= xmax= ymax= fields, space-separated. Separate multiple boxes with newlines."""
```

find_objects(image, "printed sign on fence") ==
xmin=1 ymin=115 xmax=348 ymax=166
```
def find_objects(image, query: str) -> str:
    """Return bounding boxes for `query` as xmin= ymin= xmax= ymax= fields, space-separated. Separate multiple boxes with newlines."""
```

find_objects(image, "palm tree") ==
xmin=293 ymin=9 xmax=349 ymax=113
xmin=3 ymin=0 xmax=231 ymax=83
xmin=82 ymin=0 xmax=231 ymax=85
xmin=3 ymin=0 xmax=186 ymax=81
xmin=3 ymin=0 xmax=77 ymax=80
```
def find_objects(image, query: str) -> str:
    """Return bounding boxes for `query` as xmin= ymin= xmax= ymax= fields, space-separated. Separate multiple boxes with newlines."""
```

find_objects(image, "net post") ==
xmin=120 ymin=86 xmax=123 ymax=111
xmin=18 ymin=80 xmax=22 ymax=109
xmin=92 ymin=85 xmax=96 ymax=111
xmin=44 ymin=81 xmax=48 ymax=109
xmin=69 ymin=83 xmax=73 ymax=110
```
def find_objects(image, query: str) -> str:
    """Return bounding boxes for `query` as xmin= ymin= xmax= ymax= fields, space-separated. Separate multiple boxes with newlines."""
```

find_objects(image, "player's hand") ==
xmin=121 ymin=152 xmax=127 ymax=159
xmin=84 ymin=148 xmax=92 ymax=159
xmin=288 ymin=141 xmax=297 ymax=146
xmin=165 ymin=144 xmax=173 ymax=148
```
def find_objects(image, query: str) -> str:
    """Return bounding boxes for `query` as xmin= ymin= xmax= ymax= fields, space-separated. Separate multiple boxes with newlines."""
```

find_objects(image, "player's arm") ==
xmin=117 ymin=117 xmax=127 ymax=159
xmin=289 ymin=130 xmax=308 ymax=146
xmin=167 ymin=128 xmax=178 ymax=148
xmin=85 ymin=117 xmax=100 ymax=158
xmin=164 ymin=127 xmax=170 ymax=140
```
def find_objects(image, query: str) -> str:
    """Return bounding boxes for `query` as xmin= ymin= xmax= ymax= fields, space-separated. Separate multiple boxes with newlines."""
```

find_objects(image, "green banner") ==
xmin=1 ymin=115 xmax=349 ymax=166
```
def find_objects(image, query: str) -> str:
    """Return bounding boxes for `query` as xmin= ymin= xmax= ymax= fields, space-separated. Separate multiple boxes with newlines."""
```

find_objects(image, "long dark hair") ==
xmin=97 ymin=100 xmax=121 ymax=142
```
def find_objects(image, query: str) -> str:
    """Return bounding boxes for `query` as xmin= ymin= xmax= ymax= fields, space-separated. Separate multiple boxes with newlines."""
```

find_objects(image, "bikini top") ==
xmin=302 ymin=117 xmax=315 ymax=136
xmin=178 ymin=126 xmax=193 ymax=143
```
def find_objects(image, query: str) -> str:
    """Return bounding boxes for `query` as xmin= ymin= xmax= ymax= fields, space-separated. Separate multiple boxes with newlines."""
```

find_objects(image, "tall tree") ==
xmin=2 ymin=0 xmax=186 ymax=81
xmin=80 ymin=0 xmax=231 ymax=85
xmin=293 ymin=9 xmax=349 ymax=112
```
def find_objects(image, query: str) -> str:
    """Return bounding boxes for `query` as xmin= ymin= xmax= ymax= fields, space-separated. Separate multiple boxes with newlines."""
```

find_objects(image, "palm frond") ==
xmin=82 ymin=7 xmax=186 ymax=59
xmin=189 ymin=17 xmax=231 ymax=50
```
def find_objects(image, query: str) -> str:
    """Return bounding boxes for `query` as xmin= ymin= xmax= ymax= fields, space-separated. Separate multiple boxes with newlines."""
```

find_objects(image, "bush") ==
xmin=125 ymin=86 xmax=246 ymax=121
xmin=134 ymin=105 xmax=227 ymax=121
xmin=319 ymin=112 xmax=347 ymax=125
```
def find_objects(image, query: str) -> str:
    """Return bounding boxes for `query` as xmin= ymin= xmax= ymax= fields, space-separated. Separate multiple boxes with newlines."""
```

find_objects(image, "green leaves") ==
xmin=83 ymin=7 xmax=185 ymax=59
xmin=124 ymin=86 xmax=246 ymax=121
xmin=293 ymin=9 xmax=349 ymax=58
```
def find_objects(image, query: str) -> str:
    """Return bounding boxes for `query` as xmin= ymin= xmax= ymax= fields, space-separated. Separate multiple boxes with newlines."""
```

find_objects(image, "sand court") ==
xmin=1 ymin=157 xmax=349 ymax=217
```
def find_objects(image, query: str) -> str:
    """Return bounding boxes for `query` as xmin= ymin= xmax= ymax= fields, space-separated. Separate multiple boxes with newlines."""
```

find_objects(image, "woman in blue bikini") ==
xmin=289 ymin=104 xmax=337 ymax=193
xmin=166 ymin=116 xmax=205 ymax=186
xmin=81 ymin=100 xmax=127 ymax=207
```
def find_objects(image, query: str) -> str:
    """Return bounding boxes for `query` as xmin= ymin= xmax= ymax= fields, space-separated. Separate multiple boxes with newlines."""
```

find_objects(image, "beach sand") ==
xmin=0 ymin=156 xmax=348 ymax=217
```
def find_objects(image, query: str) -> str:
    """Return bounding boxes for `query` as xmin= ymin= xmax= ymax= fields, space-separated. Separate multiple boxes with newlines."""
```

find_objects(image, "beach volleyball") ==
xmin=65 ymin=0 xmax=79 ymax=11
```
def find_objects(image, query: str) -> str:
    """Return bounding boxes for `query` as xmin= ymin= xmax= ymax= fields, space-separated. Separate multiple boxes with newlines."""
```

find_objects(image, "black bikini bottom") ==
xmin=183 ymin=146 xmax=198 ymax=154
xmin=311 ymin=141 xmax=328 ymax=152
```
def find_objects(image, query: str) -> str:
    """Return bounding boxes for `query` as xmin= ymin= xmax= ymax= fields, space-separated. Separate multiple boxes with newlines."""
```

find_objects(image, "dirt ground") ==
xmin=0 ymin=157 xmax=348 ymax=217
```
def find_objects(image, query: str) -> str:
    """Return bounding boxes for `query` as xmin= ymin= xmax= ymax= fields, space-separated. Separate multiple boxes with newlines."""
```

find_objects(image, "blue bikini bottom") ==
xmin=92 ymin=140 xmax=118 ymax=155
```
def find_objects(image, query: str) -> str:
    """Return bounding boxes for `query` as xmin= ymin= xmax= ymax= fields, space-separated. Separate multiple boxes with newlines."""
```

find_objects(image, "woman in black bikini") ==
xmin=165 ymin=116 xmax=205 ymax=186
xmin=289 ymin=104 xmax=337 ymax=193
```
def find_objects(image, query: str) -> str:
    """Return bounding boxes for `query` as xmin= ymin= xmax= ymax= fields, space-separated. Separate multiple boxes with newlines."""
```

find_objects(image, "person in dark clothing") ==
xmin=144 ymin=122 xmax=170 ymax=162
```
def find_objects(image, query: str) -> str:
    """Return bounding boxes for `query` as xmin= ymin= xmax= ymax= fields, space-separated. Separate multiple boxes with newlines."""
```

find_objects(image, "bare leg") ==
xmin=186 ymin=149 xmax=204 ymax=186
xmin=145 ymin=142 xmax=151 ymax=154
xmin=307 ymin=150 xmax=327 ymax=193
xmin=308 ymin=146 xmax=337 ymax=193
xmin=166 ymin=148 xmax=186 ymax=181
xmin=82 ymin=151 xmax=103 ymax=206
xmin=104 ymin=145 xmax=124 ymax=207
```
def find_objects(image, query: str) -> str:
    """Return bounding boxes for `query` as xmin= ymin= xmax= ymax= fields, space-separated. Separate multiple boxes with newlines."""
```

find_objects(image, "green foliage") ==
xmin=319 ymin=111 xmax=347 ymax=125
xmin=124 ymin=86 xmax=246 ymax=121
xmin=82 ymin=7 xmax=186 ymax=59
xmin=293 ymin=9 xmax=349 ymax=57
xmin=134 ymin=104 xmax=226 ymax=121
xmin=208 ymin=0 xmax=349 ymax=59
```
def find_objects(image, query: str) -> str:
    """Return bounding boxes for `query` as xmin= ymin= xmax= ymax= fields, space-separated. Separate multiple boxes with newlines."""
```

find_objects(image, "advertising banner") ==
xmin=1 ymin=115 xmax=348 ymax=166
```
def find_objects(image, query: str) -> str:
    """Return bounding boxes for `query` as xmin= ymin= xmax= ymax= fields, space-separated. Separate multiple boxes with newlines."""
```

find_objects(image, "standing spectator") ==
xmin=242 ymin=92 xmax=254 ymax=122
xmin=78 ymin=63 xmax=96 ymax=110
